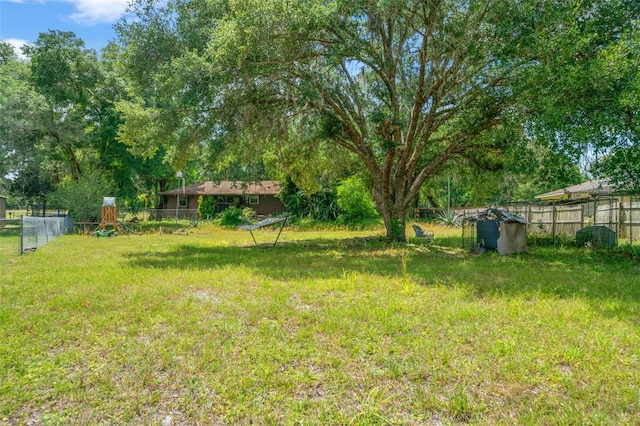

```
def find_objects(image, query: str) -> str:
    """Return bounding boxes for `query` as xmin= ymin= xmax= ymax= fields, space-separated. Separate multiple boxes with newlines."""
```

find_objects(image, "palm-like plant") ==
xmin=435 ymin=210 xmax=462 ymax=227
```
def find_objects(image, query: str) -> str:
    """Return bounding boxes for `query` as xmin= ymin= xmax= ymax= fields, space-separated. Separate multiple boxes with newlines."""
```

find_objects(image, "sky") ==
xmin=0 ymin=0 xmax=130 ymax=55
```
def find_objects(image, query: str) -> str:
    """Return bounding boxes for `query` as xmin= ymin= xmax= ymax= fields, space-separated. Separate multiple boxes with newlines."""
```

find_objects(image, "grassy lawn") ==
xmin=1 ymin=224 xmax=639 ymax=425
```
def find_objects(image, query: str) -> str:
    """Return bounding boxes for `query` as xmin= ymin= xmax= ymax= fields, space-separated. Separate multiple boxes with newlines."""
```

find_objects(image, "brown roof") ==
xmin=160 ymin=180 xmax=281 ymax=196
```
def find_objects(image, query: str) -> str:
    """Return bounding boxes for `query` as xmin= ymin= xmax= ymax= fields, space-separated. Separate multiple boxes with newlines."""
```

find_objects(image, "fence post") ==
xmin=617 ymin=199 xmax=623 ymax=241
xmin=552 ymin=204 xmax=557 ymax=244
xmin=19 ymin=215 xmax=23 ymax=255
xmin=631 ymin=195 xmax=636 ymax=245
xmin=609 ymin=196 xmax=614 ymax=239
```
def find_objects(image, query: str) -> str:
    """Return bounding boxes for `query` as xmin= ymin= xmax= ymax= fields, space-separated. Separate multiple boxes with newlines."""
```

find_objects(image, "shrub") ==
xmin=622 ymin=243 xmax=640 ymax=260
xmin=198 ymin=195 xmax=216 ymax=220
xmin=242 ymin=207 xmax=257 ymax=223
xmin=220 ymin=206 xmax=243 ymax=227
xmin=435 ymin=210 xmax=462 ymax=227
xmin=336 ymin=176 xmax=379 ymax=225
xmin=49 ymin=170 xmax=116 ymax=222
xmin=279 ymin=177 xmax=339 ymax=221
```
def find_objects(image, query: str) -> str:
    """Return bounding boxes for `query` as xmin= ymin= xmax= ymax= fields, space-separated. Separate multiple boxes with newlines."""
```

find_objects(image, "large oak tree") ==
xmin=117 ymin=0 xmax=638 ymax=240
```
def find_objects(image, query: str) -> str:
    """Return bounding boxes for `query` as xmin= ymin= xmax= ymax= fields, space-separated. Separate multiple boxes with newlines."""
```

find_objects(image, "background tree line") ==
xmin=1 ymin=0 xmax=638 ymax=240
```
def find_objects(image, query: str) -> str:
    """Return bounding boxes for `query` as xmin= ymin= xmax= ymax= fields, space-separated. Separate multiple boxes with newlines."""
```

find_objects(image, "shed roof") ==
xmin=159 ymin=180 xmax=281 ymax=196
xmin=464 ymin=207 xmax=530 ymax=224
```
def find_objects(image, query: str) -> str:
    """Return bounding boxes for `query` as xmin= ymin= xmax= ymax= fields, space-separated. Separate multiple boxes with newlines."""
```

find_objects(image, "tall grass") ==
xmin=1 ymin=224 xmax=639 ymax=424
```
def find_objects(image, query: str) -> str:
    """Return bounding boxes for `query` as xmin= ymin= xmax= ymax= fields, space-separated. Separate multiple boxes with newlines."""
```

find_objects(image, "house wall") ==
xmin=249 ymin=195 xmax=286 ymax=216
xmin=159 ymin=195 xmax=198 ymax=219
xmin=160 ymin=194 xmax=286 ymax=218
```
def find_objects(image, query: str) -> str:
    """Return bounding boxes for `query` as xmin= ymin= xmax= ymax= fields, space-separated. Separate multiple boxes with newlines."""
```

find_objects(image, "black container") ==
xmin=477 ymin=220 xmax=499 ymax=250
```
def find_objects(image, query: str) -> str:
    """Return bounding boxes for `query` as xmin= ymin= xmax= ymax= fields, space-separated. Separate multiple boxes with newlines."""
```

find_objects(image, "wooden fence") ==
xmin=415 ymin=195 xmax=640 ymax=245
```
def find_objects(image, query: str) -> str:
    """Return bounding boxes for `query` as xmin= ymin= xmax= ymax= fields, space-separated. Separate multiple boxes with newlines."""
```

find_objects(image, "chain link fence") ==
xmin=507 ymin=196 xmax=639 ymax=247
xmin=419 ymin=194 xmax=640 ymax=250
xmin=19 ymin=216 xmax=75 ymax=254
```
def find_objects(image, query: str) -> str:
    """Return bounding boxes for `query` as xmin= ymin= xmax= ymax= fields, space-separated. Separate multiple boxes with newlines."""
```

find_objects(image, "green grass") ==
xmin=0 ymin=223 xmax=20 ymax=257
xmin=1 ymin=224 xmax=639 ymax=424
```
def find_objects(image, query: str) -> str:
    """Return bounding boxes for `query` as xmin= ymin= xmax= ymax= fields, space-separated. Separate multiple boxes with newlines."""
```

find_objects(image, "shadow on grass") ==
xmin=124 ymin=237 xmax=640 ymax=313
xmin=416 ymin=246 xmax=640 ymax=322
xmin=125 ymin=237 xmax=406 ymax=280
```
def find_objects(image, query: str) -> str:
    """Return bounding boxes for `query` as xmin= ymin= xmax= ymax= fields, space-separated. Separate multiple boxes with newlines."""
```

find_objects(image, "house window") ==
xmin=214 ymin=195 xmax=237 ymax=213
xmin=249 ymin=195 xmax=259 ymax=204
xmin=179 ymin=195 xmax=188 ymax=207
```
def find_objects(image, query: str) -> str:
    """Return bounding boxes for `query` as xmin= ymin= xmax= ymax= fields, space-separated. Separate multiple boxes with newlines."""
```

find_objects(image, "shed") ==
xmin=463 ymin=208 xmax=530 ymax=255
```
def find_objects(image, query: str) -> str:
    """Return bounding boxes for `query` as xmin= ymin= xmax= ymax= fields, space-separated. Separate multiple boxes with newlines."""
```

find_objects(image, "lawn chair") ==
xmin=411 ymin=224 xmax=434 ymax=242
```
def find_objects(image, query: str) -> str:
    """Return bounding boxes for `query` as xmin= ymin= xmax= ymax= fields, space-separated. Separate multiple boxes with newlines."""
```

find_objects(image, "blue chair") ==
xmin=412 ymin=224 xmax=434 ymax=242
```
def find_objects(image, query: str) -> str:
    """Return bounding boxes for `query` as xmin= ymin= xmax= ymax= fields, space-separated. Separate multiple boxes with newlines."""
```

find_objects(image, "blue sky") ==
xmin=0 ymin=0 xmax=130 ymax=55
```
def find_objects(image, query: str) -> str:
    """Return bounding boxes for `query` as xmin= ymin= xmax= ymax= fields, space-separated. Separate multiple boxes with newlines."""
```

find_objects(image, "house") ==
xmin=535 ymin=179 xmax=615 ymax=202
xmin=158 ymin=180 xmax=286 ymax=219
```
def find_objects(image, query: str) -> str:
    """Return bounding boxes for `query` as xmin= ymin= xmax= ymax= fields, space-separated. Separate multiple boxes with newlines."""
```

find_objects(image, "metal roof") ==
xmin=463 ymin=207 xmax=530 ymax=224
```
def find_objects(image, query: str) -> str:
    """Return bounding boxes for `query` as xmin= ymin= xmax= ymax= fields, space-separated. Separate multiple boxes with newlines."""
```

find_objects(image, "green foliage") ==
xmin=598 ymin=145 xmax=640 ymax=193
xmin=279 ymin=177 xmax=339 ymax=221
xmin=388 ymin=218 xmax=404 ymax=240
xmin=435 ymin=210 xmax=463 ymax=227
xmin=336 ymin=176 xmax=379 ymax=225
xmin=49 ymin=170 xmax=116 ymax=222
xmin=20 ymin=30 xmax=103 ymax=182
xmin=115 ymin=0 xmax=639 ymax=241
xmin=198 ymin=195 xmax=216 ymax=220
xmin=0 ymin=31 xmax=170 ymax=216
xmin=220 ymin=206 xmax=243 ymax=227
xmin=10 ymin=162 xmax=56 ymax=209
xmin=0 ymin=42 xmax=16 ymax=65
xmin=515 ymin=5 xmax=640 ymax=188
xmin=620 ymin=243 xmax=640 ymax=261
xmin=242 ymin=207 xmax=257 ymax=224
xmin=0 ymin=44 xmax=49 ymax=180
xmin=279 ymin=177 xmax=308 ymax=217
xmin=24 ymin=30 xmax=101 ymax=107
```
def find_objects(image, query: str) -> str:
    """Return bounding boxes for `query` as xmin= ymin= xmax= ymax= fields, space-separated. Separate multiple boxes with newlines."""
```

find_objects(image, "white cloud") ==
xmin=66 ymin=0 xmax=130 ymax=25
xmin=1 ymin=38 xmax=30 ymax=60
xmin=5 ymin=0 xmax=129 ymax=25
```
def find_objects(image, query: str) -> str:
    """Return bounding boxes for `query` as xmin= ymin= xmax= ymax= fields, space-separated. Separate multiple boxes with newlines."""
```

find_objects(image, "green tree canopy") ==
xmin=0 ymin=32 xmax=173 ymax=213
xmin=117 ymin=0 xmax=639 ymax=240
xmin=518 ymin=2 xmax=640 ymax=190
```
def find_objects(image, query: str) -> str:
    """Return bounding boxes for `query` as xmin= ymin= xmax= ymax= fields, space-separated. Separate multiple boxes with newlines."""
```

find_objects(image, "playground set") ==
xmin=92 ymin=197 xmax=140 ymax=237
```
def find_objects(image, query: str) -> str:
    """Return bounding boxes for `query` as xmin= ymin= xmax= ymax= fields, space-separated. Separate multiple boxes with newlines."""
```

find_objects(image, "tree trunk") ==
xmin=377 ymin=195 xmax=408 ymax=242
